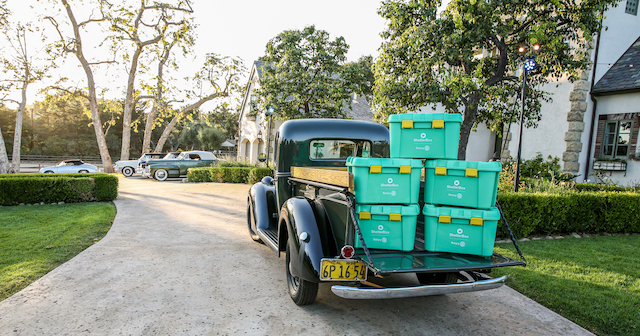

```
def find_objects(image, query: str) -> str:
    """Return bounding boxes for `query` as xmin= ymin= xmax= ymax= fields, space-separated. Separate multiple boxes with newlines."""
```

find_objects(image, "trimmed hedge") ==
xmin=187 ymin=167 xmax=272 ymax=184
xmin=574 ymin=183 xmax=639 ymax=193
xmin=497 ymin=191 xmax=640 ymax=238
xmin=0 ymin=173 xmax=118 ymax=205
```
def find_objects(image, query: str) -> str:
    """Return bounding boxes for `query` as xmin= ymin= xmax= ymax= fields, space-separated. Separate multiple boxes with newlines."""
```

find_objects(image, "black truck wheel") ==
xmin=416 ymin=272 xmax=458 ymax=285
xmin=247 ymin=200 xmax=263 ymax=243
xmin=286 ymin=242 xmax=318 ymax=305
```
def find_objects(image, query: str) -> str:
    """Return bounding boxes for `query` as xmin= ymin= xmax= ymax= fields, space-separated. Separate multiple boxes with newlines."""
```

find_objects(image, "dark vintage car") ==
xmin=142 ymin=150 xmax=220 ymax=181
xmin=247 ymin=119 xmax=525 ymax=305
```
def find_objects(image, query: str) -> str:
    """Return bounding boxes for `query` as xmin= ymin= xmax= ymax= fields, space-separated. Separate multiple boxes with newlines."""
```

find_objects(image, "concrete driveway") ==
xmin=0 ymin=176 xmax=594 ymax=335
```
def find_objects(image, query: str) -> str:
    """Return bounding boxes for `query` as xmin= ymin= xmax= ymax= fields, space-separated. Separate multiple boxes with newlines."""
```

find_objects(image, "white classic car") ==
xmin=114 ymin=153 xmax=168 ymax=177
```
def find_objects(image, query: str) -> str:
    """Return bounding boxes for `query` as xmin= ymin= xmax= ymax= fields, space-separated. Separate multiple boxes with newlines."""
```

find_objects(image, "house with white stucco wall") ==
xmin=237 ymin=61 xmax=374 ymax=164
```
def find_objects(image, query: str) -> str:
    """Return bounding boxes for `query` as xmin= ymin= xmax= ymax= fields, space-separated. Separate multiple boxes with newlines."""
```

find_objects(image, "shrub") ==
xmin=497 ymin=191 xmax=639 ymax=238
xmin=187 ymin=167 xmax=269 ymax=184
xmin=575 ymin=183 xmax=640 ymax=193
xmin=248 ymin=167 xmax=272 ymax=184
xmin=0 ymin=173 xmax=118 ymax=205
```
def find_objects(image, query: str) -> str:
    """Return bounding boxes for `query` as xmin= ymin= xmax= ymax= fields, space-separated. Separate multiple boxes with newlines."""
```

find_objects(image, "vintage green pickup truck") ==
xmin=247 ymin=119 xmax=525 ymax=305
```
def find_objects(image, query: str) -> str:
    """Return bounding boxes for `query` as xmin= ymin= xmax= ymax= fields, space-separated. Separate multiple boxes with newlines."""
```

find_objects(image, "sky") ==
xmin=3 ymin=0 xmax=388 ymax=111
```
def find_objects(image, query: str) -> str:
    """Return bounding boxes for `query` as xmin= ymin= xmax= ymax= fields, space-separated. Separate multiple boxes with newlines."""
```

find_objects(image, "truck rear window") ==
xmin=309 ymin=140 xmax=372 ymax=160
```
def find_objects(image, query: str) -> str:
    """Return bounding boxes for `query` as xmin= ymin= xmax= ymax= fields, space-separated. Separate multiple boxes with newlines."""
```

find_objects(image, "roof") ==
xmin=344 ymin=94 xmax=373 ymax=121
xmin=593 ymin=36 xmax=640 ymax=95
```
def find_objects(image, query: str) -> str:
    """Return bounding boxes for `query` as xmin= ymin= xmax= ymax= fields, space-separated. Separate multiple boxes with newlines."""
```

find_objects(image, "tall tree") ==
xmin=374 ymin=0 xmax=617 ymax=159
xmin=152 ymin=53 xmax=244 ymax=152
xmin=254 ymin=25 xmax=356 ymax=119
xmin=107 ymin=0 xmax=193 ymax=160
xmin=0 ymin=0 xmax=11 ymax=173
xmin=344 ymin=55 xmax=375 ymax=103
xmin=0 ymin=22 xmax=52 ymax=173
xmin=46 ymin=0 xmax=115 ymax=172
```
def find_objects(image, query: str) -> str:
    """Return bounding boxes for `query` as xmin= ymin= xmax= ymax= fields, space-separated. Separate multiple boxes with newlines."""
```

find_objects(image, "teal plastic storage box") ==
xmin=424 ymin=160 xmax=501 ymax=209
xmin=355 ymin=204 xmax=420 ymax=252
xmin=423 ymin=204 xmax=499 ymax=257
xmin=388 ymin=113 xmax=462 ymax=159
xmin=347 ymin=157 xmax=422 ymax=204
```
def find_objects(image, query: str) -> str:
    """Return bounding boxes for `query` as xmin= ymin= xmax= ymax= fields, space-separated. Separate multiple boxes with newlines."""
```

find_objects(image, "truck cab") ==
xmin=247 ymin=119 xmax=524 ymax=305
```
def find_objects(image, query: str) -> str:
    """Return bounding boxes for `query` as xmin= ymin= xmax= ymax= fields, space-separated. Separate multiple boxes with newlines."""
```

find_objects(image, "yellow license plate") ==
xmin=320 ymin=259 xmax=367 ymax=281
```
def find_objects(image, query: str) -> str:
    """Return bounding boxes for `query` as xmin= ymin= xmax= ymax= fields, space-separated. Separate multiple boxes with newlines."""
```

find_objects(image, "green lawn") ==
xmin=0 ymin=202 xmax=116 ymax=301
xmin=493 ymin=235 xmax=640 ymax=336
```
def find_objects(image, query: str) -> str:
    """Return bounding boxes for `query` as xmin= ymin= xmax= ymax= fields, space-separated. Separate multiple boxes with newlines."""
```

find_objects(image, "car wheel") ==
xmin=154 ymin=169 xmax=168 ymax=181
xmin=122 ymin=166 xmax=134 ymax=177
xmin=44 ymin=170 xmax=54 ymax=174
xmin=286 ymin=242 xmax=318 ymax=305
xmin=78 ymin=170 xmax=89 ymax=173
xmin=247 ymin=199 xmax=263 ymax=243
xmin=416 ymin=272 xmax=458 ymax=285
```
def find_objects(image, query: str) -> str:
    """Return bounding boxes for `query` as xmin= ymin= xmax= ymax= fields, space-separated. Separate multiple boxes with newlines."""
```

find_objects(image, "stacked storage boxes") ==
xmin=346 ymin=157 xmax=422 ymax=252
xmin=387 ymin=113 xmax=501 ymax=257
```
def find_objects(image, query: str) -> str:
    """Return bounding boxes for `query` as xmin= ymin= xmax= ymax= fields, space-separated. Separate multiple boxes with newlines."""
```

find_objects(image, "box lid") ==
xmin=357 ymin=204 xmax=421 ymax=216
xmin=388 ymin=113 xmax=463 ymax=123
xmin=347 ymin=157 xmax=423 ymax=168
xmin=422 ymin=204 xmax=500 ymax=221
xmin=425 ymin=160 xmax=502 ymax=172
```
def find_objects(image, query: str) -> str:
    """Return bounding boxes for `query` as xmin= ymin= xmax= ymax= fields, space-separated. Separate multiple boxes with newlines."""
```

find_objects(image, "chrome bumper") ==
xmin=331 ymin=275 xmax=507 ymax=299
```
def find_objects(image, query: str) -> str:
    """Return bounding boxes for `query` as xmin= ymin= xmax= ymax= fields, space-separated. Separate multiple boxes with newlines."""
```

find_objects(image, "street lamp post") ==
xmin=514 ymin=44 xmax=540 ymax=192
xmin=265 ymin=107 xmax=274 ymax=167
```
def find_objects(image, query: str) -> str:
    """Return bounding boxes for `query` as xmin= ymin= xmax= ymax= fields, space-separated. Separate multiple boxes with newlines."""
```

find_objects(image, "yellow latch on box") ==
xmin=399 ymin=166 xmax=411 ymax=174
xmin=432 ymin=120 xmax=444 ymax=129
xmin=401 ymin=120 xmax=413 ymax=129
xmin=435 ymin=167 xmax=447 ymax=175
xmin=470 ymin=217 xmax=483 ymax=226
xmin=359 ymin=212 xmax=371 ymax=220
xmin=389 ymin=213 xmax=402 ymax=221
xmin=369 ymin=165 xmax=382 ymax=173
xmin=438 ymin=215 xmax=451 ymax=223
xmin=465 ymin=168 xmax=478 ymax=177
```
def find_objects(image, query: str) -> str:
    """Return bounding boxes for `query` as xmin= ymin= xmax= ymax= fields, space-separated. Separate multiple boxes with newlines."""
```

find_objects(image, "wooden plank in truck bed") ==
xmin=291 ymin=167 xmax=354 ymax=192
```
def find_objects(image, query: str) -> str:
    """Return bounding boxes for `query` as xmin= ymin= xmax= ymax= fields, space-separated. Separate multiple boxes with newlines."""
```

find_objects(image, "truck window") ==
xmin=309 ymin=140 xmax=371 ymax=160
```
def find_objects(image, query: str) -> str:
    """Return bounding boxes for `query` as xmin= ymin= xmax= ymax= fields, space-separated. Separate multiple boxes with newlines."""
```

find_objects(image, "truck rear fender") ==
xmin=280 ymin=197 xmax=328 ymax=283
xmin=248 ymin=177 xmax=277 ymax=231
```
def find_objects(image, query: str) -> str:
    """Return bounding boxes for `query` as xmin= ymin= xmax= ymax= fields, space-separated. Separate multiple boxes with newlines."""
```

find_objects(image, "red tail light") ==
xmin=341 ymin=245 xmax=355 ymax=259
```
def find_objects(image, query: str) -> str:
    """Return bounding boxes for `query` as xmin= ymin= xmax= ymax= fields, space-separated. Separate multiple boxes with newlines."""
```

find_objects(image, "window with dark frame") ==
xmin=601 ymin=120 xmax=633 ymax=159
xmin=626 ymin=0 xmax=638 ymax=15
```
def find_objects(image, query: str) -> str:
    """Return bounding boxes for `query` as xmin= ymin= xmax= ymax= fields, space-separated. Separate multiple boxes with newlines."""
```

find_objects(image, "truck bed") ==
xmin=289 ymin=167 xmax=525 ymax=277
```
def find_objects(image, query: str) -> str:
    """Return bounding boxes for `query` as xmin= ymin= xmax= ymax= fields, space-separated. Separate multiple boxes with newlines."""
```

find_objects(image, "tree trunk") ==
xmin=61 ymin=0 xmax=113 ymax=173
xmin=457 ymin=93 xmax=480 ymax=160
xmin=0 ymin=126 xmax=9 ymax=174
xmin=9 ymin=78 xmax=28 ymax=173
xmin=154 ymin=93 xmax=225 ymax=152
xmin=120 ymin=47 xmax=143 ymax=161
xmin=142 ymin=102 xmax=158 ymax=154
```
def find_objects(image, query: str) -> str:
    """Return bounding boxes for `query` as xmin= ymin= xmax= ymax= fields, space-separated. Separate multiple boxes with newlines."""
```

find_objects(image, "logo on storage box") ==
xmin=371 ymin=225 xmax=390 ymax=244
xmin=381 ymin=177 xmax=399 ymax=197
xmin=447 ymin=179 xmax=466 ymax=199
xmin=450 ymin=228 xmax=469 ymax=248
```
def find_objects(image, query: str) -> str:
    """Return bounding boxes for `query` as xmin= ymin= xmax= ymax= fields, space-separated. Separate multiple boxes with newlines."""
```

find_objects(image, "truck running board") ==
xmin=258 ymin=228 xmax=279 ymax=254
xmin=331 ymin=275 xmax=506 ymax=299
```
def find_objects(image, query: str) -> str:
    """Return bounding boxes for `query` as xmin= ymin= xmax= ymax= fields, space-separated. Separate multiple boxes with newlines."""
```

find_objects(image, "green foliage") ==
xmin=187 ymin=167 xmax=272 ymax=184
xmin=575 ymin=183 xmax=640 ymax=193
xmin=493 ymin=236 xmax=640 ymax=336
xmin=218 ymin=158 xmax=255 ymax=167
xmin=374 ymin=0 xmax=617 ymax=158
xmin=248 ymin=167 xmax=273 ymax=184
xmin=203 ymin=103 xmax=239 ymax=140
xmin=177 ymin=120 xmax=226 ymax=151
xmin=0 ymin=173 xmax=118 ymax=205
xmin=255 ymin=25 xmax=365 ymax=119
xmin=0 ymin=202 xmax=116 ymax=301
xmin=498 ymin=162 xmax=524 ymax=192
xmin=497 ymin=191 xmax=640 ymax=238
